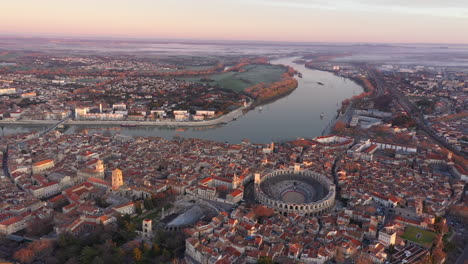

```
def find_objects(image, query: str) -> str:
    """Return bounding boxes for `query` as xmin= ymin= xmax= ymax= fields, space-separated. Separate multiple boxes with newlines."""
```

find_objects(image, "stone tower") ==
xmin=254 ymin=173 xmax=261 ymax=185
xmin=142 ymin=219 xmax=152 ymax=237
xmin=112 ymin=168 xmax=123 ymax=189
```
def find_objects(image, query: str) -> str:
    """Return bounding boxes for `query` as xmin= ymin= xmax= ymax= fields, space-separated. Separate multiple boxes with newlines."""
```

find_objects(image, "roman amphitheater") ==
xmin=255 ymin=170 xmax=335 ymax=216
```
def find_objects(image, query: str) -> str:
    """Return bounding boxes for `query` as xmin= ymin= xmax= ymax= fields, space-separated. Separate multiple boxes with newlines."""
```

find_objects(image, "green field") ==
xmin=401 ymin=226 xmax=437 ymax=247
xmin=77 ymin=78 xmax=104 ymax=83
xmin=177 ymin=64 xmax=287 ymax=92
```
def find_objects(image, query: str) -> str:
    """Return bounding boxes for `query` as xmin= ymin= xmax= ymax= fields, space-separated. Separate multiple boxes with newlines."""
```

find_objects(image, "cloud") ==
xmin=248 ymin=0 xmax=468 ymax=18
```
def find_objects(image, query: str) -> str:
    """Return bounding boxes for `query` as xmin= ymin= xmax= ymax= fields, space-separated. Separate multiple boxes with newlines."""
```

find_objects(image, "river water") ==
xmin=0 ymin=57 xmax=362 ymax=143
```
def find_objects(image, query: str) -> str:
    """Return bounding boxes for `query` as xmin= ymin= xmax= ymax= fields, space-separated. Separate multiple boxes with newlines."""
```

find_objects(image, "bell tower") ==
xmin=95 ymin=160 xmax=105 ymax=179
xmin=112 ymin=168 xmax=123 ymax=189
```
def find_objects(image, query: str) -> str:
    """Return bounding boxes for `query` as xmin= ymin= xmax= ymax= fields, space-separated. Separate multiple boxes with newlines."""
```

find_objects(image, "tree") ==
xmin=435 ymin=218 xmax=449 ymax=235
xmin=257 ymin=256 xmax=273 ymax=264
xmin=152 ymin=243 xmax=161 ymax=256
xmin=13 ymin=248 xmax=35 ymax=264
xmin=92 ymin=256 xmax=105 ymax=264
xmin=29 ymin=239 xmax=54 ymax=258
xmin=141 ymin=242 xmax=152 ymax=258
xmin=133 ymin=248 xmax=142 ymax=263
xmin=80 ymin=246 xmax=99 ymax=264
xmin=144 ymin=197 xmax=154 ymax=210
xmin=162 ymin=248 xmax=171 ymax=260
xmin=216 ymin=185 xmax=229 ymax=198
xmin=431 ymin=244 xmax=446 ymax=264
xmin=392 ymin=114 xmax=416 ymax=128
xmin=253 ymin=205 xmax=275 ymax=222
xmin=332 ymin=121 xmax=347 ymax=133
xmin=373 ymin=95 xmax=393 ymax=111
xmin=26 ymin=216 xmax=54 ymax=237
xmin=135 ymin=201 xmax=143 ymax=215
xmin=95 ymin=197 xmax=110 ymax=208
xmin=388 ymin=244 xmax=396 ymax=254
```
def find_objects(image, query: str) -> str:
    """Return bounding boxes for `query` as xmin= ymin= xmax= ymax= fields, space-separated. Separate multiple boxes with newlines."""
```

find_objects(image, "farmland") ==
xmin=178 ymin=64 xmax=287 ymax=92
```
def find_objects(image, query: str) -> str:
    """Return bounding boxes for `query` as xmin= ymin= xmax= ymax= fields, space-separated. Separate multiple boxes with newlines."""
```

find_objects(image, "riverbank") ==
xmin=305 ymin=64 xmax=369 ymax=94
xmin=0 ymin=100 xmax=253 ymax=128
xmin=248 ymin=86 xmax=297 ymax=108
xmin=1 ymin=57 xmax=364 ymax=144
xmin=303 ymin=63 xmax=372 ymax=135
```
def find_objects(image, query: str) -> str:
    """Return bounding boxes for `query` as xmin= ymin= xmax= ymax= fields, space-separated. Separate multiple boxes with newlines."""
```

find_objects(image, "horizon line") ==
xmin=0 ymin=33 xmax=467 ymax=46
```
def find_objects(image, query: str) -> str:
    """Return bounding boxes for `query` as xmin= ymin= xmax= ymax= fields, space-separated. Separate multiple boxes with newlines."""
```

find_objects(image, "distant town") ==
xmin=0 ymin=39 xmax=466 ymax=264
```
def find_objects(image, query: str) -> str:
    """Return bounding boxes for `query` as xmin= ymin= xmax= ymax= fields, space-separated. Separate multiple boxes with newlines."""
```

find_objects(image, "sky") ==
xmin=1 ymin=0 xmax=468 ymax=43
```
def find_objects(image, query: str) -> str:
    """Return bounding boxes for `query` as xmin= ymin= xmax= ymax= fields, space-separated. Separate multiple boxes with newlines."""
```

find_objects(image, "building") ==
xmin=174 ymin=113 xmax=189 ymax=121
xmin=378 ymin=228 xmax=397 ymax=247
xmin=74 ymin=107 xmax=89 ymax=118
xmin=142 ymin=219 xmax=153 ymax=238
xmin=196 ymin=185 xmax=217 ymax=200
xmin=113 ymin=201 xmax=135 ymax=215
xmin=32 ymin=159 xmax=55 ymax=174
xmin=227 ymin=189 xmax=243 ymax=203
xmin=112 ymin=103 xmax=127 ymax=110
xmin=30 ymin=181 xmax=61 ymax=199
xmin=112 ymin=168 xmax=124 ymax=189
xmin=0 ymin=88 xmax=16 ymax=95
xmin=195 ymin=110 xmax=216 ymax=116
xmin=77 ymin=113 xmax=125 ymax=121
xmin=0 ymin=216 xmax=28 ymax=235
xmin=21 ymin=92 xmax=37 ymax=98
xmin=77 ymin=159 xmax=105 ymax=181
xmin=193 ymin=115 xmax=204 ymax=121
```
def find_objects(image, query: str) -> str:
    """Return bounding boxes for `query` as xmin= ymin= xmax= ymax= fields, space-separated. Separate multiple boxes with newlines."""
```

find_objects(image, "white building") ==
xmin=112 ymin=103 xmax=127 ymax=110
xmin=195 ymin=110 xmax=216 ymax=116
xmin=378 ymin=228 xmax=397 ymax=247
xmin=0 ymin=88 xmax=16 ymax=95
xmin=30 ymin=181 xmax=61 ymax=199
xmin=174 ymin=113 xmax=189 ymax=121
xmin=32 ymin=159 xmax=55 ymax=174
xmin=0 ymin=216 xmax=28 ymax=235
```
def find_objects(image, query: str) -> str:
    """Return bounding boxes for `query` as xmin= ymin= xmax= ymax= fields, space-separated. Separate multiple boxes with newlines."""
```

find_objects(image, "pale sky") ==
xmin=1 ymin=0 xmax=468 ymax=43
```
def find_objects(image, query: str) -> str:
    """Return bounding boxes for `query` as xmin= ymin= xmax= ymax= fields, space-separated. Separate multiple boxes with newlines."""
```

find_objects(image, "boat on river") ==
xmin=120 ymin=123 xmax=138 ymax=127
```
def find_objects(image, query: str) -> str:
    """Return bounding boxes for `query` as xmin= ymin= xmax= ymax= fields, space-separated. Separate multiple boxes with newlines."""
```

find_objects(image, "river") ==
xmin=0 ymin=57 xmax=363 ymax=143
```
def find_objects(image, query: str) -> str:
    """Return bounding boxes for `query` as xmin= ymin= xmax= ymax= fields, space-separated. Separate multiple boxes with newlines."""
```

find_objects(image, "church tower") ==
xmin=95 ymin=160 xmax=105 ymax=179
xmin=233 ymin=173 xmax=239 ymax=189
xmin=112 ymin=168 xmax=124 ymax=189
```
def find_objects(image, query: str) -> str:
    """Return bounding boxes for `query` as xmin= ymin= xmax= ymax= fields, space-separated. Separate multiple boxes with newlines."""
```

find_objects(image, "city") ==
xmin=0 ymin=1 xmax=467 ymax=264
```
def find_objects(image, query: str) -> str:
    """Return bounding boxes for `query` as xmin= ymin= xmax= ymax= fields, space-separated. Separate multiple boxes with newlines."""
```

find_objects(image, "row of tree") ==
xmin=340 ymin=77 xmax=376 ymax=111
xmin=225 ymin=57 xmax=269 ymax=72
xmin=245 ymin=71 xmax=298 ymax=102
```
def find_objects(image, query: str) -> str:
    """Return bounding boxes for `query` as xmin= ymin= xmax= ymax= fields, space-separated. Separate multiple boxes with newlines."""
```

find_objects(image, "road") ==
xmin=369 ymin=69 xmax=466 ymax=158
